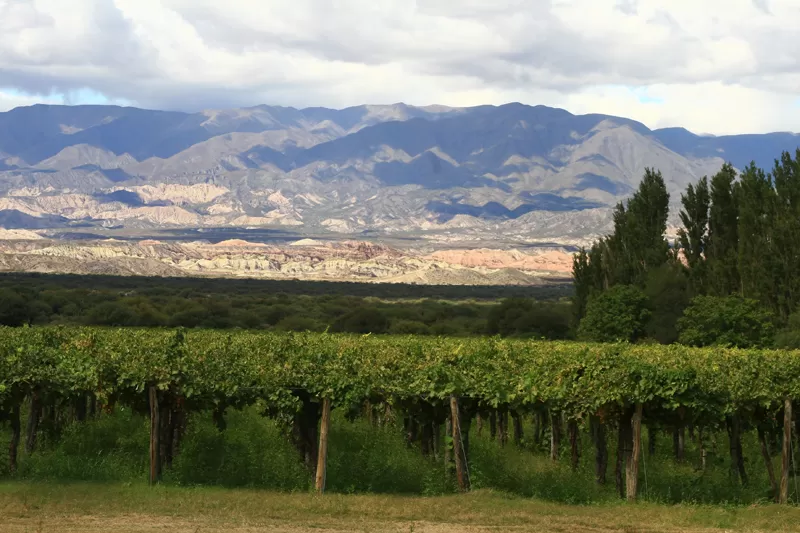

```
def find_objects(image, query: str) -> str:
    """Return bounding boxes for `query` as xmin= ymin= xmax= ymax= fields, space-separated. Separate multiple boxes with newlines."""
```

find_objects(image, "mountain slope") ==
xmin=0 ymin=102 xmax=797 ymax=246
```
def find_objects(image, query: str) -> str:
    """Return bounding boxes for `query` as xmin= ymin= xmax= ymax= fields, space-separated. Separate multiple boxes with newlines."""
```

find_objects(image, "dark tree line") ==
xmin=572 ymin=149 xmax=800 ymax=348
xmin=0 ymin=274 xmax=572 ymax=339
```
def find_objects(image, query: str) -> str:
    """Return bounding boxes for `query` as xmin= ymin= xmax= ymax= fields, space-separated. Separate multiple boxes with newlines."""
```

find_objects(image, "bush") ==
xmin=677 ymin=295 xmax=775 ymax=348
xmin=169 ymin=408 xmax=309 ymax=489
xmin=577 ymin=285 xmax=651 ymax=343
xmin=388 ymin=319 xmax=431 ymax=335
xmin=488 ymin=298 xmax=571 ymax=339
xmin=331 ymin=308 xmax=389 ymax=334
xmin=86 ymin=301 xmax=140 ymax=327
xmin=0 ymin=289 xmax=36 ymax=326
xmin=775 ymin=311 xmax=800 ymax=348
xmin=274 ymin=315 xmax=323 ymax=332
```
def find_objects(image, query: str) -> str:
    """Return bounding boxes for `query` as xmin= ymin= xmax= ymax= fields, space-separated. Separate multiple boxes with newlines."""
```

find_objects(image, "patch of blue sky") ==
xmin=62 ymin=88 xmax=133 ymax=107
xmin=631 ymin=87 xmax=664 ymax=104
xmin=0 ymin=87 xmax=133 ymax=107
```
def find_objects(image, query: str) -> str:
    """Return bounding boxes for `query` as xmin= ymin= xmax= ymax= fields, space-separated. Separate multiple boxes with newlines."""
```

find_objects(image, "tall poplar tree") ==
xmin=769 ymin=149 xmax=800 ymax=320
xmin=736 ymin=162 xmax=777 ymax=308
xmin=706 ymin=164 xmax=740 ymax=296
xmin=571 ymin=168 xmax=671 ymax=324
xmin=678 ymin=176 xmax=710 ymax=293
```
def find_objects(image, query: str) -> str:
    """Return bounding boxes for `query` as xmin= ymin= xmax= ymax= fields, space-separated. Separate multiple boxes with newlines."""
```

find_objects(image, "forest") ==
xmin=573 ymin=149 xmax=800 ymax=349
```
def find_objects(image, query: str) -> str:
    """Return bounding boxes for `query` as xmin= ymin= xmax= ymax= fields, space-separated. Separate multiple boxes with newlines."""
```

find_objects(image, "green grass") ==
xmin=1 ymin=482 xmax=800 ymax=532
xmin=0 ymin=406 xmax=793 ymax=507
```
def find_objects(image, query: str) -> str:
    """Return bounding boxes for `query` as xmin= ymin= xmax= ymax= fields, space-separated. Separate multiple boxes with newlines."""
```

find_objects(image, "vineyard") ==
xmin=1 ymin=326 xmax=799 ymax=503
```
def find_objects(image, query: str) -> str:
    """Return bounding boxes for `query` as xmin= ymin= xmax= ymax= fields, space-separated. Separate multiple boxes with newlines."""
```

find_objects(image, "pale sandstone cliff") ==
xmin=0 ymin=238 xmax=572 ymax=285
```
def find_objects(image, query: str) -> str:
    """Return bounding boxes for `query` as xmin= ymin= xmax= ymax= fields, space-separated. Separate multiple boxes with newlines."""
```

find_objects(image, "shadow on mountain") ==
xmin=94 ymin=190 xmax=146 ymax=206
xmin=374 ymin=152 xmax=509 ymax=190
xmin=0 ymin=209 xmax=72 ymax=229
xmin=428 ymin=194 xmax=604 ymax=221
xmin=573 ymin=173 xmax=633 ymax=195
xmin=73 ymin=165 xmax=135 ymax=183
xmin=240 ymin=145 xmax=292 ymax=171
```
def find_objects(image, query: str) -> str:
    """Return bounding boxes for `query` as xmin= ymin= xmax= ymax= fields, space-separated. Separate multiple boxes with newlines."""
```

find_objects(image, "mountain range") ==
xmin=0 ymin=102 xmax=798 ymax=247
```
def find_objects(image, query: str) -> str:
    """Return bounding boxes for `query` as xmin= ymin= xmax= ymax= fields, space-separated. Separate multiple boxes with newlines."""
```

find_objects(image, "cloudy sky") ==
xmin=1 ymin=0 xmax=799 ymax=134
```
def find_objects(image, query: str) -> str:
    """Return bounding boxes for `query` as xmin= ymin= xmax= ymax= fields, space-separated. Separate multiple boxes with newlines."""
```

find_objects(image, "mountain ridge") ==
xmin=0 ymin=102 xmax=798 ymax=248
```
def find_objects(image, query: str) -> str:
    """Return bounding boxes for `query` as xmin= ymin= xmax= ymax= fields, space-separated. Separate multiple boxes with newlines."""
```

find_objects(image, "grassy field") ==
xmin=2 ymin=482 xmax=800 ymax=533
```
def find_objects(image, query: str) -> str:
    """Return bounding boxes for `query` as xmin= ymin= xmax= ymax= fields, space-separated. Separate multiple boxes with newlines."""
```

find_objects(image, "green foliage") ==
xmin=678 ymin=176 xmax=710 ymax=293
xmin=0 ymin=289 xmax=33 ymax=327
xmin=577 ymin=285 xmax=651 ymax=343
xmin=86 ymin=301 xmax=141 ymax=327
xmin=677 ymin=295 xmax=775 ymax=348
xmin=488 ymin=298 xmax=571 ymax=339
xmin=706 ymin=163 xmax=740 ymax=296
xmin=773 ymin=311 xmax=800 ymax=349
xmin=607 ymin=168 xmax=671 ymax=286
xmin=17 ymin=407 xmax=148 ymax=481
xmin=0 ymin=273 xmax=571 ymax=340
xmin=332 ymin=308 xmax=389 ymax=334
xmin=644 ymin=263 xmax=690 ymax=344
xmin=169 ymin=408 xmax=310 ymax=489
xmin=4 ymin=405 xmax=781 ymax=505
xmin=388 ymin=320 xmax=432 ymax=335
xmin=572 ymin=168 xmax=670 ymax=337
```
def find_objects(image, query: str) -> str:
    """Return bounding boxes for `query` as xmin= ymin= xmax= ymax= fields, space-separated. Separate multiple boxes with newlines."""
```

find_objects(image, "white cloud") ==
xmin=0 ymin=0 xmax=798 ymax=133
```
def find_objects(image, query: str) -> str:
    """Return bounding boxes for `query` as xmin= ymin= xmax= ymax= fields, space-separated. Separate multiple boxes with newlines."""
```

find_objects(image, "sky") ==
xmin=0 ymin=0 xmax=799 ymax=135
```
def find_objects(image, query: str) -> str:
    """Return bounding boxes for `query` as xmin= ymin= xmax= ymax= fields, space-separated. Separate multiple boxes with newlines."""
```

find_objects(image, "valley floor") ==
xmin=2 ymin=483 xmax=800 ymax=533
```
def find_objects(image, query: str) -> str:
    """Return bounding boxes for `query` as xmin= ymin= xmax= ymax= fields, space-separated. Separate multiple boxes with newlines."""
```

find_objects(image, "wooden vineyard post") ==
xmin=450 ymin=395 xmax=470 ymax=492
xmin=758 ymin=425 xmax=777 ymax=500
xmin=590 ymin=414 xmax=607 ymax=485
xmin=315 ymin=397 xmax=331 ymax=494
xmin=780 ymin=398 xmax=792 ymax=504
xmin=148 ymin=385 xmax=161 ymax=486
xmin=25 ymin=390 xmax=41 ymax=454
xmin=550 ymin=410 xmax=561 ymax=462
xmin=568 ymin=419 xmax=580 ymax=470
xmin=8 ymin=402 xmax=20 ymax=474
xmin=626 ymin=403 xmax=643 ymax=502
xmin=444 ymin=416 xmax=452 ymax=471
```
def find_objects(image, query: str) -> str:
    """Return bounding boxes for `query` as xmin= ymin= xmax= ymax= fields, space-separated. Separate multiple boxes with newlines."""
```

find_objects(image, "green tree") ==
xmin=0 ymin=289 xmax=31 ymax=326
xmin=706 ymin=163 xmax=740 ymax=296
xmin=488 ymin=299 xmax=571 ymax=339
xmin=774 ymin=310 xmax=800 ymax=349
xmin=736 ymin=163 xmax=777 ymax=307
xmin=768 ymin=149 xmax=800 ymax=321
xmin=571 ymin=247 xmax=592 ymax=326
xmin=678 ymin=176 xmax=709 ymax=293
xmin=677 ymin=295 xmax=775 ymax=348
xmin=572 ymin=168 xmax=670 ymax=328
xmin=388 ymin=320 xmax=431 ymax=335
xmin=86 ymin=301 xmax=140 ymax=327
xmin=616 ymin=168 xmax=671 ymax=284
xmin=644 ymin=263 xmax=690 ymax=344
xmin=577 ymin=285 xmax=651 ymax=343
xmin=332 ymin=308 xmax=389 ymax=334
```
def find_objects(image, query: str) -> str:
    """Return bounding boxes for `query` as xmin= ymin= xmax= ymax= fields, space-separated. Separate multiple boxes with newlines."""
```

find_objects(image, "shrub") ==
xmin=577 ymin=285 xmax=651 ymax=343
xmin=677 ymin=295 xmax=775 ymax=348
